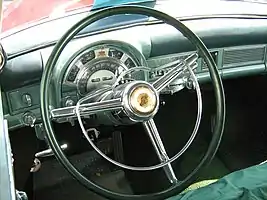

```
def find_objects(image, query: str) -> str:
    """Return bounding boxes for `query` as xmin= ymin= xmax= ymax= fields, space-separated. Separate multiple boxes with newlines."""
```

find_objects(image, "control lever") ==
xmin=16 ymin=190 xmax=28 ymax=200
xmin=85 ymin=128 xmax=100 ymax=142
xmin=35 ymin=144 xmax=68 ymax=158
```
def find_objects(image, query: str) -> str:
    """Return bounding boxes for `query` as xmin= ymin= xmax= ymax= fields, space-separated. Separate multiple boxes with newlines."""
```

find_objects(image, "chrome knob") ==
xmin=65 ymin=98 xmax=74 ymax=107
xmin=22 ymin=112 xmax=36 ymax=127
xmin=22 ymin=93 xmax=32 ymax=107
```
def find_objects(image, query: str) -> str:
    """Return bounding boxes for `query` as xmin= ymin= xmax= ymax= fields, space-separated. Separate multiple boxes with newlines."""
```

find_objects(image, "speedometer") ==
xmin=76 ymin=57 xmax=127 ymax=95
xmin=62 ymin=41 xmax=148 ymax=98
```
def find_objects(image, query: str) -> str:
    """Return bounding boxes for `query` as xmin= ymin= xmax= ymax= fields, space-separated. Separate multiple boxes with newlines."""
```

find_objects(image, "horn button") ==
xmin=130 ymin=86 xmax=157 ymax=114
xmin=122 ymin=82 xmax=159 ymax=122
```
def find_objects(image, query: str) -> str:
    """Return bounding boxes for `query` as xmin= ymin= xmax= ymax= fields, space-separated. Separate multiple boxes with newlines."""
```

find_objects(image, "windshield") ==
xmin=2 ymin=0 xmax=267 ymax=34
xmin=2 ymin=0 xmax=155 ymax=33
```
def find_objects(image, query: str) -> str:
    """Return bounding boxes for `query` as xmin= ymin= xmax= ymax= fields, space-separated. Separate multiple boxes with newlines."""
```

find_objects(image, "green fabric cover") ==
xmin=169 ymin=163 xmax=267 ymax=200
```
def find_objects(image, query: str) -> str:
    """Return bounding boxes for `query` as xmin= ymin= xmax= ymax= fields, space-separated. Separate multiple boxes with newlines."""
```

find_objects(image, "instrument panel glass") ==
xmin=63 ymin=44 xmax=141 ymax=96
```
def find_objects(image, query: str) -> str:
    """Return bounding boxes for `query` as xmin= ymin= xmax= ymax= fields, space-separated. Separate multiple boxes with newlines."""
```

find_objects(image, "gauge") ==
xmin=124 ymin=57 xmax=136 ymax=68
xmin=77 ymin=57 xmax=127 ymax=95
xmin=67 ymin=65 xmax=80 ymax=82
xmin=80 ymin=50 xmax=95 ymax=64
xmin=66 ymin=51 xmax=96 ymax=82
xmin=108 ymin=48 xmax=123 ymax=59
xmin=63 ymin=42 xmax=147 ymax=98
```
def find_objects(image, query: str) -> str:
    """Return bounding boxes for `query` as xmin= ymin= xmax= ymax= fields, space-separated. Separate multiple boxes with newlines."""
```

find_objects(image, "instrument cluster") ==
xmin=63 ymin=42 xmax=144 ymax=97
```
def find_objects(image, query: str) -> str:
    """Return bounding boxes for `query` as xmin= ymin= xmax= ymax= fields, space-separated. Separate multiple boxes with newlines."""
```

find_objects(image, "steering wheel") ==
xmin=40 ymin=6 xmax=225 ymax=200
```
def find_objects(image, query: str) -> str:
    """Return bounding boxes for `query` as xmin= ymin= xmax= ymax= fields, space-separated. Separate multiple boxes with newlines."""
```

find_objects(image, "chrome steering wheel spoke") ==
xmin=51 ymin=98 xmax=123 ymax=119
xmin=152 ymin=53 xmax=198 ymax=92
xmin=50 ymin=86 xmax=122 ymax=119
xmin=143 ymin=119 xmax=178 ymax=184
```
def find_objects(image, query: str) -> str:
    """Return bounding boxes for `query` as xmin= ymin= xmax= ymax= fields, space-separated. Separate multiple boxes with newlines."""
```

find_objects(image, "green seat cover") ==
xmin=169 ymin=163 xmax=267 ymax=200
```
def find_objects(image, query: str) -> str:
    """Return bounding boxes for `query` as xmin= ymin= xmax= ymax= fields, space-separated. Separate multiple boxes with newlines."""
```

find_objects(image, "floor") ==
xmin=32 ymin=145 xmax=228 ymax=200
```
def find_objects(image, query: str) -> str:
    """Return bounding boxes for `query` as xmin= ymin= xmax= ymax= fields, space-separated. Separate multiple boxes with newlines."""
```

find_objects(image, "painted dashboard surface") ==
xmin=2 ymin=0 xmax=267 ymax=56
xmin=1 ymin=17 xmax=267 ymax=130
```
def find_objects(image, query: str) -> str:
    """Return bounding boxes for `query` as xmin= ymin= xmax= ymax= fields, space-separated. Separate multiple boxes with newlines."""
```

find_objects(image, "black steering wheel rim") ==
xmin=40 ymin=5 xmax=225 ymax=200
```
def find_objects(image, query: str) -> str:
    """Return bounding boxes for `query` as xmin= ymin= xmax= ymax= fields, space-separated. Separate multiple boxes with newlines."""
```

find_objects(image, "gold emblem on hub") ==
xmin=130 ymin=86 xmax=157 ymax=114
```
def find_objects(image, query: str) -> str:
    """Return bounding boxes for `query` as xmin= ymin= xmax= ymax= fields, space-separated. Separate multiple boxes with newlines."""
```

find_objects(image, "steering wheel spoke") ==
xmin=152 ymin=53 xmax=198 ymax=92
xmin=143 ymin=119 xmax=178 ymax=184
xmin=51 ymin=98 xmax=123 ymax=119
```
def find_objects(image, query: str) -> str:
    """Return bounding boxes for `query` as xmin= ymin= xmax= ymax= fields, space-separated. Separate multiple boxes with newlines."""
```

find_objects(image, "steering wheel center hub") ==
xmin=121 ymin=81 xmax=159 ymax=122
xmin=130 ymin=86 xmax=157 ymax=114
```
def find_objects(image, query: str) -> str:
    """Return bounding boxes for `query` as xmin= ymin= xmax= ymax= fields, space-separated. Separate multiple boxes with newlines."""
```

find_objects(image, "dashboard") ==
xmin=1 ymin=17 xmax=267 ymax=130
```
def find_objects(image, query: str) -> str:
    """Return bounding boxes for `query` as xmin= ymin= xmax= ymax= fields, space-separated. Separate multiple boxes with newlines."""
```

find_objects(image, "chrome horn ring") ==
xmin=75 ymin=53 xmax=202 ymax=172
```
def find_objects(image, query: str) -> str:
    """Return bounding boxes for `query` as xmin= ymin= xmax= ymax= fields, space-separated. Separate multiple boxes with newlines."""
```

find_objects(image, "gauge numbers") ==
xmin=65 ymin=45 xmax=139 ymax=96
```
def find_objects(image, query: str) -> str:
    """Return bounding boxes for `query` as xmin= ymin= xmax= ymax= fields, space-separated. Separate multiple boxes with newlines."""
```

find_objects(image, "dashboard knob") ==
xmin=22 ymin=112 xmax=36 ymax=127
xmin=22 ymin=93 xmax=32 ymax=107
xmin=65 ymin=98 xmax=74 ymax=107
